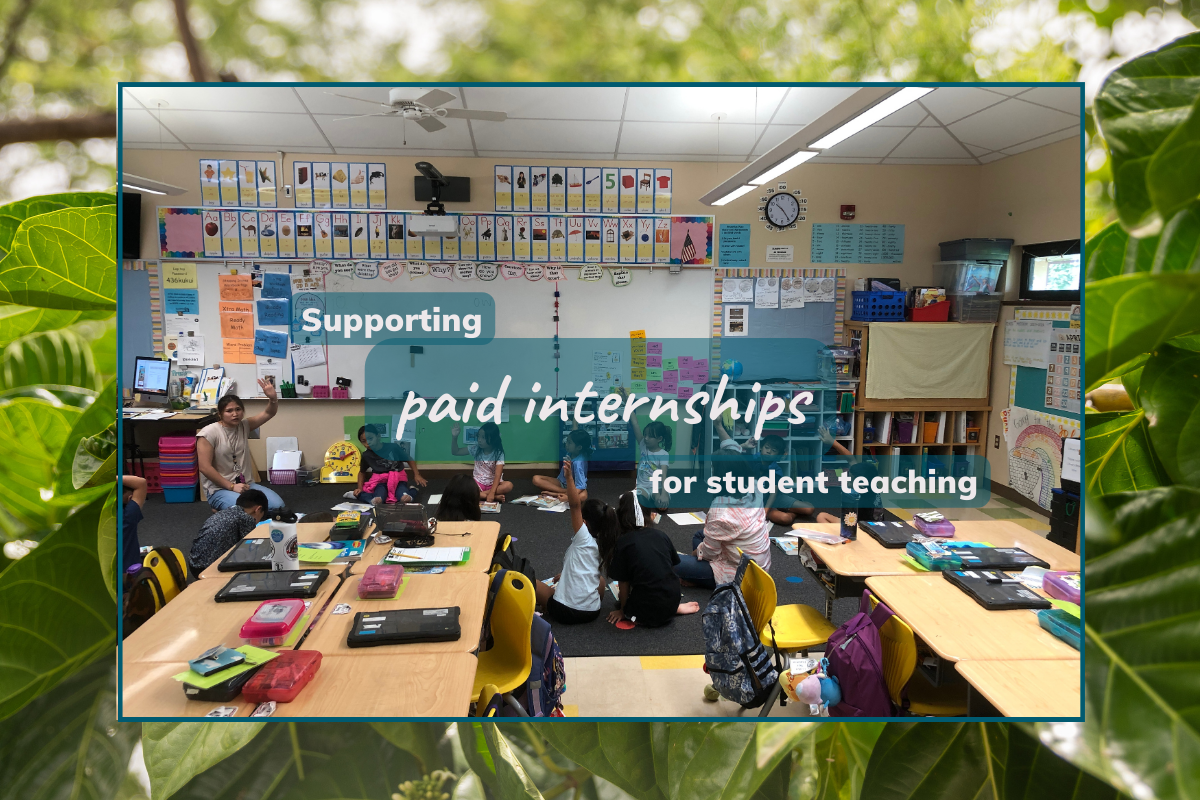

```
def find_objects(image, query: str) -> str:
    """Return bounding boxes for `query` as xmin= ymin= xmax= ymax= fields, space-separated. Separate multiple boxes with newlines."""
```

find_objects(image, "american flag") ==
xmin=679 ymin=230 xmax=696 ymax=263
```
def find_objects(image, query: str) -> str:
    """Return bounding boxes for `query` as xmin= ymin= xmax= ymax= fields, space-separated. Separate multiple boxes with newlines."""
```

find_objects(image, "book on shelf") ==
xmin=936 ymin=411 xmax=947 ymax=444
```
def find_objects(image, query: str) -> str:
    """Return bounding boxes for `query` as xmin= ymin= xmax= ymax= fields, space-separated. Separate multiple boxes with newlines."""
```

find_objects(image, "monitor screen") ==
xmin=133 ymin=356 xmax=171 ymax=395
xmin=1019 ymin=240 xmax=1081 ymax=301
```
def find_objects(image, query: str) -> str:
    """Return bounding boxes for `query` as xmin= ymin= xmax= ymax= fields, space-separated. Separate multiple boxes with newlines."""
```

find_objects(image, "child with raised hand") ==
xmin=606 ymin=492 xmax=700 ymax=627
xmin=450 ymin=420 xmax=514 ymax=502
xmin=349 ymin=424 xmax=425 ymax=505
xmin=532 ymin=429 xmax=591 ymax=502
xmin=534 ymin=456 xmax=613 ymax=624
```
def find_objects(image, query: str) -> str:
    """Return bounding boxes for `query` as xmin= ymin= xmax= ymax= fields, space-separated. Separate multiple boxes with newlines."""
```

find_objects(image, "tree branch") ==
xmin=171 ymin=0 xmax=210 ymax=82
xmin=0 ymin=112 xmax=116 ymax=146
xmin=0 ymin=0 xmax=37 ymax=81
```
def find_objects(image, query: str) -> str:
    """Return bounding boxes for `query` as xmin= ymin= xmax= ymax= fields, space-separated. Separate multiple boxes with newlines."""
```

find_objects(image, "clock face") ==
xmin=766 ymin=193 xmax=800 ymax=227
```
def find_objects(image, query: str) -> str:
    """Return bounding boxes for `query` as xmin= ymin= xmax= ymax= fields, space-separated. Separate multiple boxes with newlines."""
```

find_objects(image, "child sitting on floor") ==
xmin=451 ymin=421 xmax=514 ymax=503
xmin=348 ymin=424 xmax=426 ymax=505
xmin=436 ymin=474 xmax=483 ymax=522
xmin=532 ymin=429 xmax=591 ymax=502
xmin=606 ymin=492 xmax=700 ymax=627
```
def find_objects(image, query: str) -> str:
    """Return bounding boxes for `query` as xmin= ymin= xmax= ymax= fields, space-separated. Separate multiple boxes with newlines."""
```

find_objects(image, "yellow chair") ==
xmin=473 ymin=570 xmax=535 ymax=714
xmin=142 ymin=547 xmax=188 ymax=604
xmin=474 ymin=684 xmax=503 ymax=717
xmin=741 ymin=556 xmax=836 ymax=654
xmin=868 ymin=593 xmax=967 ymax=716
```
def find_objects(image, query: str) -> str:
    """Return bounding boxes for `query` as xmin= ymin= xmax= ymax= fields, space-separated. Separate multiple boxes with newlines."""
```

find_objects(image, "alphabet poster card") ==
xmin=331 ymin=162 xmax=350 ymax=208
xmin=548 ymin=167 xmax=566 ymax=212
xmin=654 ymin=168 xmax=672 ymax=213
xmin=636 ymin=217 xmax=653 ymax=263
xmin=350 ymin=213 xmax=369 ymax=257
xmin=566 ymin=167 xmax=583 ymax=212
xmin=405 ymin=215 xmax=424 ymax=259
xmin=367 ymin=163 xmax=386 ymax=208
xmin=530 ymin=166 xmax=548 ymax=213
xmin=294 ymin=161 xmax=313 ymax=208
xmin=585 ymin=217 xmax=602 ymax=262
xmin=256 ymin=161 xmax=277 ymax=207
xmin=654 ymin=217 xmax=671 ymax=262
xmin=584 ymin=167 xmax=603 ymax=212
xmin=387 ymin=214 xmax=406 ymax=258
xmin=424 ymin=227 xmax=442 ymax=261
xmin=219 ymin=160 xmax=239 ymax=206
xmin=369 ymin=213 xmax=387 ymax=258
xmin=494 ymin=165 xmax=512 ymax=211
xmin=602 ymin=217 xmax=619 ymax=262
xmin=459 ymin=215 xmax=478 ymax=261
xmin=312 ymin=163 xmax=331 ymax=208
xmin=636 ymin=168 xmax=654 ymax=213
xmin=549 ymin=216 xmax=567 ymax=261
xmin=199 ymin=160 xmax=220 ymax=206
xmin=619 ymin=168 xmax=637 ymax=213
xmin=221 ymin=211 xmax=241 ymax=256
xmin=239 ymin=211 xmax=259 ymax=258
xmin=495 ymin=216 xmax=513 ymax=260
xmin=512 ymin=167 xmax=530 ymax=212
xmin=203 ymin=210 xmax=222 ymax=257
xmin=602 ymin=167 xmax=619 ymax=212
xmin=314 ymin=213 xmax=333 ymax=257
xmin=295 ymin=213 xmax=315 ymax=258
xmin=479 ymin=215 xmax=498 ymax=260
xmin=349 ymin=163 xmax=368 ymax=208
xmin=257 ymin=211 xmax=278 ymax=257
xmin=441 ymin=225 xmax=459 ymax=261
xmin=332 ymin=212 xmax=351 ymax=258
xmin=619 ymin=217 xmax=636 ymax=262
xmin=238 ymin=161 xmax=258 ymax=206
xmin=531 ymin=216 xmax=548 ymax=262
xmin=513 ymin=215 xmax=531 ymax=261
xmin=276 ymin=211 xmax=296 ymax=258
xmin=567 ymin=217 xmax=584 ymax=262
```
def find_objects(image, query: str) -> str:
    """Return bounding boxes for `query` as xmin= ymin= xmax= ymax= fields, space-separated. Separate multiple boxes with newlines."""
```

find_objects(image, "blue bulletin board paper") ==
xmin=810 ymin=223 xmax=904 ymax=264
xmin=253 ymin=328 xmax=289 ymax=358
xmin=257 ymin=299 xmax=290 ymax=326
xmin=718 ymin=224 xmax=751 ymax=267
xmin=163 ymin=289 xmax=199 ymax=314
xmin=260 ymin=272 xmax=292 ymax=298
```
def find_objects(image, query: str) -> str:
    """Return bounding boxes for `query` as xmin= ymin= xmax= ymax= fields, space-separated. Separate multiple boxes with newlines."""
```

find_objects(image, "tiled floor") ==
xmin=559 ymin=498 xmax=1052 ymax=717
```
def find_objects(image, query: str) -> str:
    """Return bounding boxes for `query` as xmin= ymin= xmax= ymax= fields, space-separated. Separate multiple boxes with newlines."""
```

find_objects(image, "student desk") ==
xmin=197 ymin=522 xmax=360 ymax=580
xmin=122 ymin=407 xmax=216 ymax=476
xmin=799 ymin=520 xmax=1080 ymax=618
xmin=956 ymin=660 xmax=1082 ymax=717
xmin=864 ymin=574 xmax=1079 ymax=688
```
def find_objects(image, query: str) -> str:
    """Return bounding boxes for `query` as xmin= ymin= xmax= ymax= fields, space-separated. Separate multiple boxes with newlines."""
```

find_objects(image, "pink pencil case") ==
xmin=912 ymin=513 xmax=955 ymax=537
xmin=240 ymin=599 xmax=306 ymax=647
xmin=358 ymin=564 xmax=403 ymax=599
xmin=1043 ymin=572 xmax=1081 ymax=604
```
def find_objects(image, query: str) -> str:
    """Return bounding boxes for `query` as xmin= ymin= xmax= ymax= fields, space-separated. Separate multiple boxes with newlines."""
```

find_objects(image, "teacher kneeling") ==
xmin=197 ymin=380 xmax=285 ymax=511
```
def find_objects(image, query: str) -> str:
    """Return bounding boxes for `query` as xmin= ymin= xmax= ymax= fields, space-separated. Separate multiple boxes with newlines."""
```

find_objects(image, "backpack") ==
xmin=824 ymin=591 xmax=893 ymax=717
xmin=123 ymin=547 xmax=188 ymax=637
xmin=491 ymin=536 xmax=536 ymax=584
xmin=478 ymin=569 xmax=566 ymax=717
xmin=702 ymin=558 xmax=778 ymax=708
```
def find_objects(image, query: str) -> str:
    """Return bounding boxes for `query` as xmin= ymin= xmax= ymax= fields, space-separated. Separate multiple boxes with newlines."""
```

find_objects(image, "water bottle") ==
xmin=268 ymin=511 xmax=299 ymax=571
xmin=840 ymin=491 xmax=860 ymax=540
xmin=863 ymin=417 xmax=875 ymax=444
xmin=873 ymin=491 xmax=885 ymax=521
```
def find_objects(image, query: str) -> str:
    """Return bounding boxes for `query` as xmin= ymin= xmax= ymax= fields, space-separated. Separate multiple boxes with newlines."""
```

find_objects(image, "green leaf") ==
xmin=54 ymin=377 xmax=115 ymax=496
xmin=540 ymin=722 xmax=664 ymax=800
xmin=811 ymin=722 xmax=886 ymax=800
xmin=276 ymin=736 xmax=426 ymax=800
xmin=0 ymin=206 xmax=116 ymax=311
xmin=997 ymin=725 xmax=1122 ymax=800
xmin=650 ymin=722 xmax=670 ymax=800
xmin=1147 ymin=92 xmax=1200 ymax=223
xmin=859 ymin=723 xmax=1003 ymax=800
xmin=0 ymin=304 xmax=108 ymax=346
xmin=481 ymin=722 xmax=544 ymax=800
xmin=98 ymin=487 xmax=118 ymax=601
xmin=0 ymin=191 xmax=115 ymax=255
xmin=0 ymin=384 xmax=97 ymax=407
xmin=0 ymin=658 xmax=138 ymax=800
xmin=0 ymin=495 xmax=115 ymax=719
xmin=666 ymin=722 xmax=802 ymax=800
xmin=1138 ymin=343 xmax=1200 ymax=483
xmin=142 ymin=722 xmax=268 ymax=800
xmin=369 ymin=721 xmax=450 ymax=774
xmin=452 ymin=771 xmax=487 ymax=800
xmin=0 ymin=328 xmax=97 ymax=391
xmin=1084 ymin=411 xmax=1170 ymax=496
xmin=459 ymin=722 xmax=498 ymax=793
xmin=1093 ymin=31 xmax=1200 ymax=230
xmin=0 ymin=398 xmax=83 ymax=534
xmin=1098 ymin=486 xmax=1200 ymax=559
xmin=1085 ymin=273 xmax=1200 ymax=387
xmin=755 ymin=722 xmax=820 ymax=770
xmin=1083 ymin=203 xmax=1200 ymax=284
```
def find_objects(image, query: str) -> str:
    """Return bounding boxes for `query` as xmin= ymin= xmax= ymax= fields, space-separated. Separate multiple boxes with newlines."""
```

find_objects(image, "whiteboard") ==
xmin=171 ymin=260 xmax=714 ymax=399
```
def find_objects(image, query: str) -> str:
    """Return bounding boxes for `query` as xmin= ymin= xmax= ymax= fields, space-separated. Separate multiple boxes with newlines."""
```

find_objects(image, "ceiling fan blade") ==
xmin=322 ymin=91 xmax=389 ymax=109
xmin=415 ymin=88 xmax=457 ymax=108
xmin=416 ymin=115 xmax=447 ymax=133
xmin=441 ymin=108 xmax=508 ymax=122
xmin=330 ymin=113 xmax=392 ymax=122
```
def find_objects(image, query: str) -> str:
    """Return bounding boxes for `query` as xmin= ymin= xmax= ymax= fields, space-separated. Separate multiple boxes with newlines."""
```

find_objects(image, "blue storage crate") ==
xmin=851 ymin=290 xmax=906 ymax=321
xmin=162 ymin=482 xmax=198 ymax=503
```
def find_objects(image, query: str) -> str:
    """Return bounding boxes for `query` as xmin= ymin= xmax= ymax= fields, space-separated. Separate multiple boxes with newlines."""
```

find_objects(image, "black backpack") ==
xmin=123 ymin=547 xmax=188 ymax=638
xmin=491 ymin=535 xmax=536 ymax=583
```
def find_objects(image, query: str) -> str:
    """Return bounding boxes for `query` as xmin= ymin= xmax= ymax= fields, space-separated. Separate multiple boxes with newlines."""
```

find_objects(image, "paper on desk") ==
xmin=331 ymin=502 xmax=373 ymax=512
xmin=793 ymin=528 xmax=846 ymax=545
xmin=666 ymin=512 xmax=707 ymax=525
xmin=427 ymin=494 xmax=442 ymax=504
xmin=298 ymin=547 xmax=341 ymax=563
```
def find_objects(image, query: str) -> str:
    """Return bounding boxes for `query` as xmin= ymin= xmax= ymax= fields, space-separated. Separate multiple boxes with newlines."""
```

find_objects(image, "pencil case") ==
xmin=182 ymin=665 xmax=263 ymax=702
xmin=1043 ymin=572 xmax=1081 ymax=604
xmin=239 ymin=599 xmax=306 ymax=647
xmin=1037 ymin=608 xmax=1081 ymax=650
xmin=358 ymin=564 xmax=403 ymax=598
xmin=241 ymin=650 xmax=322 ymax=703
xmin=906 ymin=540 xmax=962 ymax=571
xmin=911 ymin=512 xmax=955 ymax=537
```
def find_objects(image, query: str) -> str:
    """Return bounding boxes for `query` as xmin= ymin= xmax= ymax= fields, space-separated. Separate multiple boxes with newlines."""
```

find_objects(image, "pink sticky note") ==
xmin=678 ymin=385 xmax=694 ymax=399
xmin=663 ymin=369 xmax=678 ymax=381
xmin=646 ymin=354 xmax=662 ymax=368
xmin=694 ymin=359 xmax=708 ymax=371
xmin=647 ymin=341 xmax=663 ymax=354
xmin=647 ymin=380 xmax=664 ymax=393
xmin=679 ymin=356 xmax=693 ymax=368
xmin=663 ymin=379 xmax=678 ymax=393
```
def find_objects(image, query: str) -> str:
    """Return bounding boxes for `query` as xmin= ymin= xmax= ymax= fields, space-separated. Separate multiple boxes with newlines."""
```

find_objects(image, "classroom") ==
xmin=118 ymin=84 xmax=1083 ymax=719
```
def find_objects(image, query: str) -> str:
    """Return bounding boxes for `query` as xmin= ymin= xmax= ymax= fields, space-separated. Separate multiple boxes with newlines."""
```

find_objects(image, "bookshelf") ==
xmin=843 ymin=321 xmax=993 ymax=475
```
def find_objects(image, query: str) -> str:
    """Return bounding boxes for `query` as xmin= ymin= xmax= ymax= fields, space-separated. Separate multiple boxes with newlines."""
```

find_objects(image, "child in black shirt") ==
xmin=606 ymin=493 xmax=700 ymax=627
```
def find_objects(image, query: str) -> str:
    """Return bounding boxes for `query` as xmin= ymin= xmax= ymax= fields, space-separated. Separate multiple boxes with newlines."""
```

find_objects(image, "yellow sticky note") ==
xmin=162 ymin=262 xmax=197 ymax=289
xmin=630 ymin=329 xmax=646 ymax=339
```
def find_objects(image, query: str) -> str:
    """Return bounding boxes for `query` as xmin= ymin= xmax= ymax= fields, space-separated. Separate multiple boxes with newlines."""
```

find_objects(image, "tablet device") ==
xmin=214 ymin=569 xmax=330 ymax=602
xmin=942 ymin=569 xmax=1051 ymax=610
xmin=346 ymin=607 xmax=461 ymax=648
xmin=952 ymin=546 xmax=1050 ymax=571
xmin=858 ymin=520 xmax=919 ymax=548
xmin=217 ymin=538 xmax=276 ymax=572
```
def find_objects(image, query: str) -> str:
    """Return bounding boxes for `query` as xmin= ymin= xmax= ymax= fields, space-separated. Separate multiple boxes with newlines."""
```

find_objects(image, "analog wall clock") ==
xmin=765 ymin=192 xmax=801 ymax=228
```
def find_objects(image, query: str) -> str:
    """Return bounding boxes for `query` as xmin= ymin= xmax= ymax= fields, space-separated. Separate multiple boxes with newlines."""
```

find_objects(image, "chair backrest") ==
xmin=487 ymin=570 xmax=535 ymax=682
xmin=739 ymin=557 xmax=777 ymax=639
xmin=476 ymin=684 xmax=503 ymax=717
xmin=142 ymin=547 xmax=187 ymax=603
xmin=868 ymin=593 xmax=917 ymax=708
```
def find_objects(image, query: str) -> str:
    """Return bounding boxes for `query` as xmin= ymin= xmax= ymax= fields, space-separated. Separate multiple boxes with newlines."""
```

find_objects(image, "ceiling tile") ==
xmin=618 ymin=121 xmax=757 ymax=157
xmin=476 ymin=151 xmax=617 ymax=160
xmin=921 ymin=87 xmax=1008 ymax=125
xmin=819 ymin=126 xmax=910 ymax=157
xmin=1001 ymin=130 xmax=1080 ymax=155
xmin=809 ymin=157 xmax=882 ymax=164
xmin=983 ymin=87 xmax=1030 ymax=96
xmin=617 ymin=153 xmax=752 ymax=162
xmin=918 ymin=117 xmax=941 ymax=127
xmin=336 ymin=148 xmax=478 ymax=157
xmin=126 ymin=86 xmax=308 ymax=113
xmin=882 ymin=158 xmax=979 ymax=165
xmin=295 ymin=87 xmax=462 ymax=115
xmin=751 ymin=125 xmax=805 ymax=155
xmin=1017 ymin=87 xmax=1083 ymax=116
xmin=121 ymin=143 xmax=189 ymax=151
xmin=873 ymin=103 xmax=928 ymax=127
xmin=312 ymin=113 xmax=475 ymax=151
xmin=950 ymin=103 xmax=1078 ymax=151
xmin=464 ymin=86 xmax=627 ymax=120
xmin=122 ymin=109 xmax=181 ymax=143
xmin=978 ymin=153 xmax=1008 ymax=163
xmin=624 ymin=86 xmax=787 ymax=124
xmin=158 ymin=110 xmax=329 ymax=148
xmin=965 ymin=144 xmax=992 ymax=156
xmin=474 ymin=118 xmax=620 ymax=153
xmin=770 ymin=86 xmax=862 ymax=125
xmin=889 ymin=127 xmax=972 ymax=159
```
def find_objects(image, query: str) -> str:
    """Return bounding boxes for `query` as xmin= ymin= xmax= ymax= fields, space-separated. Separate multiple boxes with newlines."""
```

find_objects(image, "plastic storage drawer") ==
xmin=162 ymin=483 xmax=198 ymax=503
xmin=932 ymin=261 xmax=1002 ymax=293
xmin=851 ymin=291 xmax=906 ymax=321
xmin=938 ymin=238 xmax=1014 ymax=262
xmin=948 ymin=292 xmax=1002 ymax=323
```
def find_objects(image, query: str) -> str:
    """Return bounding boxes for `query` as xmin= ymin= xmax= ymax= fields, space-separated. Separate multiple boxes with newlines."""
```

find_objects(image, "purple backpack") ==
xmin=824 ymin=591 xmax=894 ymax=717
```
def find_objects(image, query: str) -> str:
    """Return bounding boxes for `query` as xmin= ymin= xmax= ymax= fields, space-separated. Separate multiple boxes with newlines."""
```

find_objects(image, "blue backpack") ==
xmin=702 ymin=558 xmax=778 ymax=708
xmin=481 ymin=569 xmax=567 ymax=717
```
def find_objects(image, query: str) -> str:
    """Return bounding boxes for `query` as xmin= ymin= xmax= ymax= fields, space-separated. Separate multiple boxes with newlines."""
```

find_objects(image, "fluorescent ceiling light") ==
xmin=120 ymin=172 xmax=186 ymax=196
xmin=712 ymin=185 xmax=756 ymax=206
xmin=750 ymin=150 xmax=818 ymax=185
xmin=809 ymin=87 xmax=934 ymax=150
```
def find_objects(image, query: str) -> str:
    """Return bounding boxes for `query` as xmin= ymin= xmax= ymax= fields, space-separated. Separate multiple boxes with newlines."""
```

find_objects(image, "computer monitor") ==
xmin=132 ymin=356 xmax=171 ymax=396
xmin=1019 ymin=240 xmax=1081 ymax=302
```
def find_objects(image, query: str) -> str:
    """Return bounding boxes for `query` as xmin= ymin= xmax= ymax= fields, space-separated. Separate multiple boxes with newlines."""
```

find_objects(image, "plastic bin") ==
xmin=933 ymin=261 xmax=1002 ymax=294
xmin=132 ymin=459 xmax=162 ymax=493
xmin=948 ymin=292 xmax=1002 ymax=323
xmin=269 ymin=469 xmax=298 ymax=485
xmin=851 ymin=290 xmax=906 ymax=321
xmin=938 ymin=238 xmax=1014 ymax=262
xmin=162 ymin=482 xmax=198 ymax=503
xmin=158 ymin=435 xmax=197 ymax=452
xmin=911 ymin=302 xmax=950 ymax=322
xmin=242 ymin=650 xmax=322 ymax=704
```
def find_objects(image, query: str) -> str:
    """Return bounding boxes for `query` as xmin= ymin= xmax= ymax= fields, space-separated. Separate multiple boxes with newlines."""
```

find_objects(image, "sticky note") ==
xmin=257 ymin=299 xmax=290 ymax=326
xmin=646 ymin=355 xmax=662 ymax=368
xmin=646 ymin=341 xmax=663 ymax=354
xmin=631 ymin=354 xmax=647 ymax=367
xmin=219 ymin=301 xmax=252 ymax=315
xmin=223 ymin=339 xmax=255 ymax=363
xmin=663 ymin=379 xmax=678 ymax=393
xmin=631 ymin=367 xmax=646 ymax=380
xmin=647 ymin=380 xmax=664 ymax=393
xmin=663 ymin=369 xmax=678 ymax=381
xmin=629 ymin=329 xmax=646 ymax=339
xmin=631 ymin=341 xmax=646 ymax=356
xmin=631 ymin=380 xmax=648 ymax=393
xmin=647 ymin=368 xmax=663 ymax=380
xmin=163 ymin=289 xmax=199 ymax=315
xmin=219 ymin=273 xmax=253 ymax=301
xmin=261 ymin=272 xmax=292 ymax=298
xmin=253 ymin=328 xmax=289 ymax=358
xmin=679 ymin=356 xmax=693 ymax=368
xmin=162 ymin=262 xmax=197 ymax=289
xmin=663 ymin=357 xmax=678 ymax=370
xmin=678 ymin=386 xmax=694 ymax=400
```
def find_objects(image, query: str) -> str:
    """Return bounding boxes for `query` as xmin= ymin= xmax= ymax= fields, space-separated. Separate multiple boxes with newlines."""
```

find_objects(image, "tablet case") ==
xmin=346 ymin=607 xmax=461 ymax=648
xmin=215 ymin=569 xmax=330 ymax=602
xmin=942 ymin=569 xmax=1052 ymax=610
xmin=217 ymin=538 xmax=276 ymax=572
xmin=952 ymin=546 xmax=1050 ymax=571
xmin=859 ymin=520 xmax=920 ymax=548
xmin=182 ymin=664 xmax=263 ymax=702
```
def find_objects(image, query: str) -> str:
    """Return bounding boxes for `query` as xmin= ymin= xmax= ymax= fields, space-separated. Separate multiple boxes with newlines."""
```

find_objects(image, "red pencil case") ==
xmin=358 ymin=564 xmax=403 ymax=598
xmin=240 ymin=598 xmax=306 ymax=646
xmin=241 ymin=650 xmax=322 ymax=703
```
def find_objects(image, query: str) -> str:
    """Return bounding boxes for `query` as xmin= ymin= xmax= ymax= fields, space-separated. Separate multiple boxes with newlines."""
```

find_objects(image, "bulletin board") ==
xmin=1010 ymin=307 xmax=1081 ymax=424
xmin=711 ymin=268 xmax=845 ymax=382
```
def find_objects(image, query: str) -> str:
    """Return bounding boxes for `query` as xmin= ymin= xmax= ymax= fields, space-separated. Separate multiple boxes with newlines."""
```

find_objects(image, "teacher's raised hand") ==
xmin=258 ymin=377 xmax=278 ymax=401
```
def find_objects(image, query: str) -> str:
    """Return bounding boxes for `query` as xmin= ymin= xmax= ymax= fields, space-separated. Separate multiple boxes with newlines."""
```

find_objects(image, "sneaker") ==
xmin=343 ymin=491 xmax=357 ymax=500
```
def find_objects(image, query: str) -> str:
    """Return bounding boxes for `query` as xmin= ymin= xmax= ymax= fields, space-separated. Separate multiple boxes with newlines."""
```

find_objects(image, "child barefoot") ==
xmin=605 ymin=492 xmax=700 ymax=626
xmin=532 ymin=429 xmax=591 ymax=503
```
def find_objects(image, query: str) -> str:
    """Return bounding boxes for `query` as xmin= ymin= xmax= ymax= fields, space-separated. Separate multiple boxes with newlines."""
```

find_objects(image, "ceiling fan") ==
xmin=324 ymin=88 xmax=507 ymax=133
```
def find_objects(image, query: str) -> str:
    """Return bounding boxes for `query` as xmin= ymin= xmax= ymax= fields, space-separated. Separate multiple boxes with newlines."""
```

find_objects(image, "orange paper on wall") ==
xmin=223 ymin=339 xmax=255 ymax=363
xmin=218 ymin=301 xmax=252 ymax=315
xmin=221 ymin=312 xmax=254 ymax=338
xmin=219 ymin=274 xmax=253 ymax=301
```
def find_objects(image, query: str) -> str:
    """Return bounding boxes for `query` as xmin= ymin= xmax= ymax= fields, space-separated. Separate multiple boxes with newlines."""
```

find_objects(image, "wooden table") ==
xmin=865 ymin=574 xmax=1079 ymax=686
xmin=799 ymin=520 xmax=1079 ymax=617
xmin=956 ymin=660 xmax=1082 ymax=717
xmin=198 ymin=521 xmax=364 ymax=580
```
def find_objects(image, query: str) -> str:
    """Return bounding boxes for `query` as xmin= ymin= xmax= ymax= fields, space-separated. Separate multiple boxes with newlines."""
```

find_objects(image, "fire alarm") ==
xmin=841 ymin=205 xmax=856 ymax=220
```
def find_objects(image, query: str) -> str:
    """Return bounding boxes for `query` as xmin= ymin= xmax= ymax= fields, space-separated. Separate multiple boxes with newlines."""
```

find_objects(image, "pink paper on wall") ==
xmin=647 ymin=380 xmax=664 ymax=393
xmin=679 ymin=356 xmax=693 ymax=368
xmin=161 ymin=208 xmax=204 ymax=257
xmin=646 ymin=354 xmax=662 ymax=367
xmin=670 ymin=216 xmax=713 ymax=265
xmin=664 ymin=370 xmax=678 ymax=381
xmin=678 ymin=386 xmax=694 ymax=399
xmin=663 ymin=380 xmax=678 ymax=393
xmin=647 ymin=341 xmax=663 ymax=354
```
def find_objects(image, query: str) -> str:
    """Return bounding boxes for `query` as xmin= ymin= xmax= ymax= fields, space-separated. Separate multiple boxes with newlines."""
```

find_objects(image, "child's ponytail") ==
xmin=644 ymin=420 xmax=673 ymax=452
xmin=583 ymin=498 xmax=620 ymax=573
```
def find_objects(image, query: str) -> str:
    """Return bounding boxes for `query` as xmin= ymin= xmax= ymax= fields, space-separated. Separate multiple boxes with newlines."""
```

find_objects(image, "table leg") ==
xmin=967 ymin=684 xmax=1001 ymax=717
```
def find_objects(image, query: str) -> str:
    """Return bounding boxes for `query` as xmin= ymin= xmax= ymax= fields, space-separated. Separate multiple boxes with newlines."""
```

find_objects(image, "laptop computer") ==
xmin=951 ymin=546 xmax=1049 ymax=571
xmin=217 ymin=538 xmax=276 ymax=572
xmin=943 ymin=569 xmax=1052 ymax=610
xmin=346 ymin=607 xmax=462 ymax=647
xmin=214 ymin=569 xmax=330 ymax=602
xmin=858 ymin=519 xmax=920 ymax=548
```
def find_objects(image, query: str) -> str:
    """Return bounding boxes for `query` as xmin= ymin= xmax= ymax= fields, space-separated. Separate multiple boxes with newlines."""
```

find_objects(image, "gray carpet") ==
xmin=135 ymin=473 xmax=857 ymax=657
